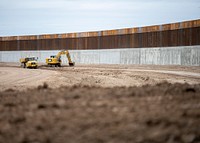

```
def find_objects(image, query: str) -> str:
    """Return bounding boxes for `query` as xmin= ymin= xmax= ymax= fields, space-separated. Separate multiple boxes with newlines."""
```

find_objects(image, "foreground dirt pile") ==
xmin=0 ymin=82 xmax=200 ymax=143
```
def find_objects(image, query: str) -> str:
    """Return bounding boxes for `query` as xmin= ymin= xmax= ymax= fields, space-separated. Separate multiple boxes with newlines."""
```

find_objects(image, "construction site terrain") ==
xmin=0 ymin=63 xmax=200 ymax=143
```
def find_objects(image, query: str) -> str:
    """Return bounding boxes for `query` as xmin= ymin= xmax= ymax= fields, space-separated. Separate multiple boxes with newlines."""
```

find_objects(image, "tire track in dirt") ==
xmin=71 ymin=67 xmax=200 ymax=78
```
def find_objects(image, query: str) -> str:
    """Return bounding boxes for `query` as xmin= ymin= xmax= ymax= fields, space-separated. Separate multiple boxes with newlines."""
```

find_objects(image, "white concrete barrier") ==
xmin=0 ymin=46 xmax=200 ymax=66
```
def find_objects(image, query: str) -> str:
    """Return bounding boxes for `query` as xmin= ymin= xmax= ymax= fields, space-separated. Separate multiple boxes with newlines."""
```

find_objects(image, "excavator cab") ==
xmin=46 ymin=56 xmax=61 ymax=67
xmin=50 ymin=55 xmax=56 ymax=58
xmin=49 ymin=55 xmax=61 ymax=62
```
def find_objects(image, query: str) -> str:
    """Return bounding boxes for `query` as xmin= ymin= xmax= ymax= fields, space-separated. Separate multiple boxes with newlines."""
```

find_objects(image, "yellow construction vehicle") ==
xmin=20 ymin=57 xmax=38 ymax=69
xmin=46 ymin=50 xmax=75 ymax=67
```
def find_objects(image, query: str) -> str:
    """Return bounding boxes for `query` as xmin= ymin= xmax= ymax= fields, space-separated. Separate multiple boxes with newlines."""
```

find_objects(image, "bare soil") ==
xmin=0 ymin=62 xmax=200 ymax=91
xmin=0 ymin=62 xmax=200 ymax=143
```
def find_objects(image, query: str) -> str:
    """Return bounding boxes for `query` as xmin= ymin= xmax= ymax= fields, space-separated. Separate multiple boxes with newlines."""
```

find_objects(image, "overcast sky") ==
xmin=0 ymin=0 xmax=200 ymax=36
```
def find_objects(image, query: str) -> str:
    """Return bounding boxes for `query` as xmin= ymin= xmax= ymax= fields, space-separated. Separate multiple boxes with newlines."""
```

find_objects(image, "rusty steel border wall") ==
xmin=0 ymin=19 xmax=200 ymax=51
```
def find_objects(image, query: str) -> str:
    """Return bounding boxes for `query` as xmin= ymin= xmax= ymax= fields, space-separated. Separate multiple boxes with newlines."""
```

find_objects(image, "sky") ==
xmin=0 ymin=0 xmax=200 ymax=36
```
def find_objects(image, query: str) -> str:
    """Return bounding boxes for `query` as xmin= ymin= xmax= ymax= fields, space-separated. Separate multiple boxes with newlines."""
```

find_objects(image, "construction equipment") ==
xmin=20 ymin=57 xmax=38 ymax=69
xmin=46 ymin=50 xmax=75 ymax=67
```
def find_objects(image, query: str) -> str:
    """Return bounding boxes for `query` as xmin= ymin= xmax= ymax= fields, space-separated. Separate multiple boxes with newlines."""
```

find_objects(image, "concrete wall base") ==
xmin=0 ymin=46 xmax=200 ymax=66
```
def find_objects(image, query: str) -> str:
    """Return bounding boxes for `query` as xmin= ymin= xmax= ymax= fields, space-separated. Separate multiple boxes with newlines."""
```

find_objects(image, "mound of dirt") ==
xmin=0 ymin=82 xmax=200 ymax=143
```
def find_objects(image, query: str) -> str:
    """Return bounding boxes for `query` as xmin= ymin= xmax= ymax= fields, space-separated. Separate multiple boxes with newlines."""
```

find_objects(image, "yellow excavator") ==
xmin=20 ymin=57 xmax=38 ymax=69
xmin=46 ymin=50 xmax=75 ymax=67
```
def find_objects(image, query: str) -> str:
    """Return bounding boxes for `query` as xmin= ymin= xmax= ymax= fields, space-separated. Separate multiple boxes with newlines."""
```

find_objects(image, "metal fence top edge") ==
xmin=0 ymin=19 xmax=200 ymax=41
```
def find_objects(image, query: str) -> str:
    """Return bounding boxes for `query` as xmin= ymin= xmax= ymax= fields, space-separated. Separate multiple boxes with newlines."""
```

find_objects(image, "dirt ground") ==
xmin=0 ymin=62 xmax=200 ymax=143
xmin=0 ymin=62 xmax=200 ymax=91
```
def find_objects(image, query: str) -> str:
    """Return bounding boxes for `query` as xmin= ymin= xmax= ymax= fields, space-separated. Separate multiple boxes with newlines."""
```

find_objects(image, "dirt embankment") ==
xmin=0 ymin=82 xmax=200 ymax=143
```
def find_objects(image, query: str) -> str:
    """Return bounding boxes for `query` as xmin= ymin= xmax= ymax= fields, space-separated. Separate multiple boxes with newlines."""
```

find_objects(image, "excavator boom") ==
xmin=65 ymin=51 xmax=74 ymax=66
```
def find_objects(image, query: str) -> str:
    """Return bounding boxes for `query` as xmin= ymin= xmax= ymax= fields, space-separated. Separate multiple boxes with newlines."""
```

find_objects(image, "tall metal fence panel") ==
xmin=0 ymin=19 xmax=200 ymax=51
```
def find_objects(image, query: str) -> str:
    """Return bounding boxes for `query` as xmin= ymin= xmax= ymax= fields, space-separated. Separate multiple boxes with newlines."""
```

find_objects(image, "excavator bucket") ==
xmin=69 ymin=62 xmax=75 ymax=66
